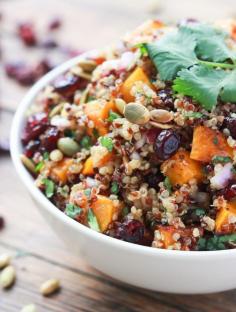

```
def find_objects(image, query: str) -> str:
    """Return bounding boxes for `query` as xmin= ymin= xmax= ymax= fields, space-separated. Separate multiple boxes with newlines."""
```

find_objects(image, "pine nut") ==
xmin=0 ymin=253 xmax=11 ymax=269
xmin=20 ymin=304 xmax=37 ymax=312
xmin=40 ymin=278 xmax=60 ymax=296
xmin=0 ymin=265 xmax=16 ymax=289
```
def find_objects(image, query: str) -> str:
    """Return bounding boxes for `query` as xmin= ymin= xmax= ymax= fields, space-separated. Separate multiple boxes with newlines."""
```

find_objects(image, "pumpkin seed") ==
xmin=40 ymin=278 xmax=60 ymax=296
xmin=80 ymin=87 xmax=89 ymax=104
xmin=150 ymin=121 xmax=174 ymax=129
xmin=0 ymin=265 xmax=16 ymax=289
xmin=71 ymin=66 xmax=92 ymax=80
xmin=0 ymin=253 xmax=11 ymax=269
xmin=20 ymin=304 xmax=37 ymax=312
xmin=150 ymin=109 xmax=173 ymax=123
xmin=49 ymin=103 xmax=64 ymax=118
xmin=77 ymin=59 xmax=97 ymax=72
xmin=57 ymin=137 xmax=80 ymax=156
xmin=20 ymin=154 xmax=36 ymax=174
xmin=115 ymin=98 xmax=126 ymax=115
xmin=124 ymin=103 xmax=150 ymax=125
xmin=49 ymin=149 xmax=63 ymax=162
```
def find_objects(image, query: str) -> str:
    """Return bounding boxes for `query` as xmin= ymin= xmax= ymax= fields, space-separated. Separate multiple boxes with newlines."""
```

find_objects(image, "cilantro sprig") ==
xmin=100 ymin=136 xmax=113 ymax=152
xmin=42 ymin=178 xmax=55 ymax=198
xmin=145 ymin=23 xmax=236 ymax=110
xmin=87 ymin=208 xmax=100 ymax=232
xmin=198 ymin=234 xmax=236 ymax=251
xmin=65 ymin=203 xmax=82 ymax=219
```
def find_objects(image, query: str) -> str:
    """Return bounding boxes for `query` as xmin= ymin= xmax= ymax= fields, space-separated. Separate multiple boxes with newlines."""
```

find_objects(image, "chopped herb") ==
xmin=65 ymin=203 xmax=82 ymax=219
xmin=42 ymin=178 xmax=55 ymax=198
xmin=100 ymin=136 xmax=113 ymax=152
xmin=135 ymin=43 xmax=148 ymax=56
xmin=84 ymin=189 xmax=91 ymax=197
xmin=35 ymin=161 xmax=44 ymax=172
xmin=81 ymin=136 xmax=92 ymax=149
xmin=43 ymin=152 xmax=49 ymax=161
xmin=195 ymin=208 xmax=206 ymax=217
xmin=198 ymin=234 xmax=236 ymax=251
xmin=57 ymin=185 xmax=69 ymax=198
xmin=164 ymin=177 xmax=172 ymax=193
xmin=184 ymin=111 xmax=203 ymax=119
xmin=122 ymin=206 xmax=129 ymax=217
xmin=87 ymin=208 xmax=100 ymax=232
xmin=107 ymin=111 xmax=121 ymax=122
xmin=213 ymin=136 xmax=219 ymax=145
xmin=64 ymin=129 xmax=76 ymax=138
xmin=212 ymin=155 xmax=232 ymax=164
xmin=87 ymin=95 xmax=95 ymax=102
xmin=145 ymin=23 xmax=236 ymax=111
xmin=92 ymin=128 xmax=99 ymax=139
xmin=111 ymin=181 xmax=119 ymax=194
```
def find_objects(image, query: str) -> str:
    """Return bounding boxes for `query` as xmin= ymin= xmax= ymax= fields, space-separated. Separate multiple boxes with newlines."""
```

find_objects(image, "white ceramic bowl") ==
xmin=10 ymin=52 xmax=236 ymax=294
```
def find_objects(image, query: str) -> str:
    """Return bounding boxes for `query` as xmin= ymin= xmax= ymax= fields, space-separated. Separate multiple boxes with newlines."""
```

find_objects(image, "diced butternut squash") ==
xmin=161 ymin=150 xmax=204 ymax=186
xmin=215 ymin=201 xmax=236 ymax=234
xmin=120 ymin=67 xmax=153 ymax=103
xmin=156 ymin=226 xmax=203 ymax=250
xmin=84 ymin=100 xmax=117 ymax=136
xmin=50 ymin=158 xmax=73 ymax=184
xmin=82 ymin=157 xmax=94 ymax=175
xmin=190 ymin=126 xmax=233 ymax=163
xmin=91 ymin=195 xmax=116 ymax=232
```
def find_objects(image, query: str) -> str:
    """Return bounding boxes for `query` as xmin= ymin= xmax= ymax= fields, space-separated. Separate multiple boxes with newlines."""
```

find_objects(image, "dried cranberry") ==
xmin=111 ymin=219 xmax=145 ymax=244
xmin=5 ymin=62 xmax=24 ymax=78
xmin=145 ymin=173 xmax=163 ymax=189
xmin=157 ymin=89 xmax=174 ymax=109
xmin=34 ymin=59 xmax=52 ymax=78
xmin=146 ymin=128 xmax=161 ymax=144
xmin=54 ymin=75 xmax=87 ymax=97
xmin=222 ymin=117 xmax=236 ymax=139
xmin=18 ymin=22 xmax=37 ymax=46
xmin=222 ymin=181 xmax=236 ymax=200
xmin=154 ymin=130 xmax=180 ymax=160
xmin=24 ymin=140 xmax=40 ymax=158
xmin=22 ymin=112 xmax=48 ymax=144
xmin=0 ymin=216 xmax=5 ymax=230
xmin=48 ymin=17 xmax=62 ymax=31
xmin=15 ymin=66 xmax=36 ymax=86
xmin=40 ymin=127 xmax=60 ymax=152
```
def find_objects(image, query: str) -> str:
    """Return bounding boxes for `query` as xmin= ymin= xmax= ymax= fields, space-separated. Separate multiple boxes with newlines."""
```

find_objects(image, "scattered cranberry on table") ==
xmin=18 ymin=22 xmax=37 ymax=46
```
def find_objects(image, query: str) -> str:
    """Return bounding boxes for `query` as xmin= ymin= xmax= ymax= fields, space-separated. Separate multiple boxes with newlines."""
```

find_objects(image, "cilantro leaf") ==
xmin=184 ymin=111 xmax=203 ymax=119
xmin=100 ymin=137 xmax=113 ymax=152
xmin=173 ymin=65 xmax=236 ymax=110
xmin=135 ymin=43 xmax=148 ymax=56
xmin=65 ymin=203 xmax=82 ymax=219
xmin=164 ymin=177 xmax=172 ymax=193
xmin=181 ymin=23 xmax=234 ymax=62
xmin=212 ymin=155 xmax=232 ymax=164
xmin=87 ymin=208 xmax=100 ymax=232
xmin=81 ymin=136 xmax=92 ymax=149
xmin=42 ymin=178 xmax=55 ymax=198
xmin=145 ymin=30 xmax=198 ymax=80
xmin=35 ymin=161 xmax=44 ymax=172
xmin=198 ymin=234 xmax=236 ymax=251
xmin=107 ymin=111 xmax=121 ymax=122
xmin=111 ymin=181 xmax=119 ymax=194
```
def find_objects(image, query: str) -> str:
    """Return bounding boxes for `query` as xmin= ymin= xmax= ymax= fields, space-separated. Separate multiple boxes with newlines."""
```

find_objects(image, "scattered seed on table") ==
xmin=0 ymin=253 xmax=11 ymax=269
xmin=21 ymin=304 xmax=37 ymax=312
xmin=0 ymin=265 xmax=16 ymax=289
xmin=40 ymin=278 xmax=60 ymax=296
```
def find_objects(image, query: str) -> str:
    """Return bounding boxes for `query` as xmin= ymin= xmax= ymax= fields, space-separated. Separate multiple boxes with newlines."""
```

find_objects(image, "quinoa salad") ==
xmin=21 ymin=19 xmax=236 ymax=251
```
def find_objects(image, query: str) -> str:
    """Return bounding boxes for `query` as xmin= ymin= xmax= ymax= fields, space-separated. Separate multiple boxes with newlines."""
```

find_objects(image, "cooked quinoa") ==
xmin=21 ymin=19 xmax=236 ymax=251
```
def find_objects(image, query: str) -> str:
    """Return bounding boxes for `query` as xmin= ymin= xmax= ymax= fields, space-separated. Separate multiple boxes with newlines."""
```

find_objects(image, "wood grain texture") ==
xmin=1 ymin=0 xmax=236 ymax=311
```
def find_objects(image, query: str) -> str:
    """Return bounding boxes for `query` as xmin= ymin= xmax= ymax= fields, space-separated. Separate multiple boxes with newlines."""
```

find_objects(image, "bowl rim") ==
xmin=10 ymin=50 xmax=236 ymax=258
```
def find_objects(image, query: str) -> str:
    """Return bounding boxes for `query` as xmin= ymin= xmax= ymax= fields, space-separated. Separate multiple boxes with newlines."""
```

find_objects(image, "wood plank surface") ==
xmin=1 ymin=0 xmax=236 ymax=311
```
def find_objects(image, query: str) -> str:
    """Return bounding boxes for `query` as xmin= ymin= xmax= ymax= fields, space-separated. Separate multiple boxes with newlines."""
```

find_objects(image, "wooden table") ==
xmin=1 ymin=1 xmax=236 ymax=311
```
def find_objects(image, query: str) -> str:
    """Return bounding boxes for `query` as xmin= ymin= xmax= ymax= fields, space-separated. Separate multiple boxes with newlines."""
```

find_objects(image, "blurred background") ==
xmin=1 ymin=0 xmax=236 ymax=310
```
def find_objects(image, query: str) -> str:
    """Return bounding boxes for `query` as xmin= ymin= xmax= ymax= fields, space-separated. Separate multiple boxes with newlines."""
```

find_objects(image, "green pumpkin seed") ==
xmin=124 ymin=103 xmax=150 ymax=125
xmin=20 ymin=154 xmax=36 ymax=174
xmin=57 ymin=137 xmax=80 ymax=156
xmin=115 ymin=98 xmax=126 ymax=115
xmin=77 ymin=59 xmax=97 ymax=72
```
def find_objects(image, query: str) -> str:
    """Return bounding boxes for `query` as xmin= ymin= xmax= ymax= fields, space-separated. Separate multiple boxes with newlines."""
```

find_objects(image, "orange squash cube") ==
xmin=215 ymin=201 xmax=236 ymax=234
xmin=91 ymin=195 xmax=116 ymax=232
xmin=120 ymin=67 xmax=153 ymax=103
xmin=82 ymin=156 xmax=94 ymax=176
xmin=161 ymin=150 xmax=204 ymax=186
xmin=84 ymin=100 xmax=117 ymax=136
xmin=190 ymin=126 xmax=233 ymax=163
xmin=50 ymin=158 xmax=73 ymax=184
